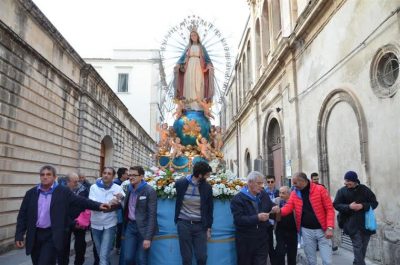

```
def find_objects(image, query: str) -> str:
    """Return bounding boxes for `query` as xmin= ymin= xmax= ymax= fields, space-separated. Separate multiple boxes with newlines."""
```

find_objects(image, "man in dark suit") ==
xmin=15 ymin=165 xmax=110 ymax=265
xmin=120 ymin=166 xmax=158 ymax=265
xmin=175 ymin=161 xmax=213 ymax=265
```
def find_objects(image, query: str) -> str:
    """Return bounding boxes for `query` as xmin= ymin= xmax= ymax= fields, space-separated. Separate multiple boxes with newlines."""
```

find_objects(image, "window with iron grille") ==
xmin=370 ymin=44 xmax=400 ymax=98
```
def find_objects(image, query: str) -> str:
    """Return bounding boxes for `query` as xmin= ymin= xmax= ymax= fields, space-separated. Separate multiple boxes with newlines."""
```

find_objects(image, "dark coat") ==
xmin=333 ymin=184 xmax=378 ymax=236
xmin=15 ymin=185 xmax=101 ymax=255
xmin=174 ymin=176 xmax=214 ymax=229
xmin=275 ymin=200 xmax=297 ymax=232
xmin=230 ymin=190 xmax=275 ymax=237
xmin=123 ymin=184 xmax=158 ymax=240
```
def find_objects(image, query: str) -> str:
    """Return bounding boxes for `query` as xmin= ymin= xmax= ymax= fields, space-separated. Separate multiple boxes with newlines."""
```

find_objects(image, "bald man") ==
xmin=274 ymin=186 xmax=297 ymax=265
xmin=62 ymin=172 xmax=90 ymax=265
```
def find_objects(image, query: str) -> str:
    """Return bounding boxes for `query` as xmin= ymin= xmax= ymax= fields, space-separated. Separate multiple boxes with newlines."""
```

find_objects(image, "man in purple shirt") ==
xmin=15 ymin=165 xmax=110 ymax=265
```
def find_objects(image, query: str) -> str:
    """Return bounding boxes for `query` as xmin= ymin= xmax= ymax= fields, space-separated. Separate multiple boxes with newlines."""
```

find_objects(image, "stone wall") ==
xmin=0 ymin=0 xmax=155 ymax=252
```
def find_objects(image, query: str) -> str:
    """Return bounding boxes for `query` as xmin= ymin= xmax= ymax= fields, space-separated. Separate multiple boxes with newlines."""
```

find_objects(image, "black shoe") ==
xmin=332 ymin=246 xmax=338 ymax=251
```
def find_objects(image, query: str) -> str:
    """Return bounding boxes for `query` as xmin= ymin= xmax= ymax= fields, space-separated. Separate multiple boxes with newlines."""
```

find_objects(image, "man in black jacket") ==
xmin=230 ymin=171 xmax=276 ymax=265
xmin=333 ymin=171 xmax=378 ymax=265
xmin=175 ymin=161 xmax=213 ymax=265
xmin=15 ymin=165 xmax=110 ymax=265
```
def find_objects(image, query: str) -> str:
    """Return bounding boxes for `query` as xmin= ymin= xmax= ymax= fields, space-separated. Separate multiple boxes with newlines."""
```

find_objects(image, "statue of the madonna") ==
xmin=174 ymin=29 xmax=214 ymax=110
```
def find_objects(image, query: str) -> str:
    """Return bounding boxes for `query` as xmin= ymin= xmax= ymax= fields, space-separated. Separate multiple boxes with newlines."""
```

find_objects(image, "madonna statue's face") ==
xmin=190 ymin=31 xmax=199 ymax=43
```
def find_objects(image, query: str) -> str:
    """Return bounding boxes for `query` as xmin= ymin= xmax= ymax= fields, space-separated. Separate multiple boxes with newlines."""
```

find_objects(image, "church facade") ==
xmin=221 ymin=0 xmax=400 ymax=263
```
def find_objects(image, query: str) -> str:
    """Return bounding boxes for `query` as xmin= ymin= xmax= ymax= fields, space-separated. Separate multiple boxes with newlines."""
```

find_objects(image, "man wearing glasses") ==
xmin=265 ymin=175 xmax=279 ymax=265
xmin=121 ymin=166 xmax=158 ymax=265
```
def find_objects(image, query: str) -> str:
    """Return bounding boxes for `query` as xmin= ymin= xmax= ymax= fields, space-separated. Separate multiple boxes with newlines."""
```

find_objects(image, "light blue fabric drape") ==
xmin=149 ymin=199 xmax=237 ymax=264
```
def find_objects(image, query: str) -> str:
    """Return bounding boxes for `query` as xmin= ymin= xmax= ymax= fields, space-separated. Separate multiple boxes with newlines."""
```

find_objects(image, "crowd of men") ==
xmin=15 ymin=163 xmax=378 ymax=265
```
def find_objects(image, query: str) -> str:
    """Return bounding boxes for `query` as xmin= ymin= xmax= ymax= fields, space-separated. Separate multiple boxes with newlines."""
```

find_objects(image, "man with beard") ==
xmin=175 ymin=161 xmax=213 ymax=265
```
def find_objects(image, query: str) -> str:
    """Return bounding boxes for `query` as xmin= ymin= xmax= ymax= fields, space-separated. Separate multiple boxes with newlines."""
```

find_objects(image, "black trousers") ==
xmin=275 ymin=229 xmax=297 ymax=265
xmin=267 ymin=226 xmax=277 ymax=265
xmin=177 ymin=220 xmax=207 ymax=265
xmin=31 ymin=228 xmax=57 ymax=265
xmin=61 ymin=228 xmax=87 ymax=265
xmin=235 ymin=233 xmax=268 ymax=265
xmin=350 ymin=230 xmax=371 ymax=265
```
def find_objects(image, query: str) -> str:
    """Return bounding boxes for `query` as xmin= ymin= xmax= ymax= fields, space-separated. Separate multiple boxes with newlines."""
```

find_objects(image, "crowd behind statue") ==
xmin=15 ymin=162 xmax=377 ymax=265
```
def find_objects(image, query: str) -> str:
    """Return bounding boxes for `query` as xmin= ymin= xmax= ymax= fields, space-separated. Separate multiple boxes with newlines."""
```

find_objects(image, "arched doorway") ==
xmin=317 ymin=89 xmax=369 ymax=190
xmin=317 ymin=89 xmax=369 ymax=250
xmin=266 ymin=118 xmax=283 ymax=187
xmin=100 ymin=136 xmax=114 ymax=176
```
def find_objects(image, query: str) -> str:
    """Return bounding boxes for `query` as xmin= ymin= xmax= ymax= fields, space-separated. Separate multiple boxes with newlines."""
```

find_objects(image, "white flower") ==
xmin=212 ymin=187 xmax=220 ymax=196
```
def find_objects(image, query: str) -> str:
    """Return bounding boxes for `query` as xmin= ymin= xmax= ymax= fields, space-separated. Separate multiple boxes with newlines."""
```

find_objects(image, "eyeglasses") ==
xmin=128 ymin=174 xmax=141 ymax=177
xmin=266 ymin=181 xmax=275 ymax=184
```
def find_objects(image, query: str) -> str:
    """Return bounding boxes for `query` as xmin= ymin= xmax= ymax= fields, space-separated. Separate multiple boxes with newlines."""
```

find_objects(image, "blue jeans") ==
xmin=91 ymin=226 xmax=116 ymax=265
xmin=121 ymin=220 xmax=148 ymax=265
xmin=177 ymin=220 xmax=207 ymax=265
xmin=301 ymin=227 xmax=332 ymax=265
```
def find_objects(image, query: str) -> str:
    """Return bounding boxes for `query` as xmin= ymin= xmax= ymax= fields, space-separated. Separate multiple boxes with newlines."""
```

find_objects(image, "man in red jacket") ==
xmin=273 ymin=172 xmax=335 ymax=265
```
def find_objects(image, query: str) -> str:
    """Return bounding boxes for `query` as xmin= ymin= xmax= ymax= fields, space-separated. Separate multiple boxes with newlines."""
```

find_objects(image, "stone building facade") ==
xmin=0 ymin=0 xmax=155 ymax=252
xmin=221 ymin=0 xmax=400 ymax=264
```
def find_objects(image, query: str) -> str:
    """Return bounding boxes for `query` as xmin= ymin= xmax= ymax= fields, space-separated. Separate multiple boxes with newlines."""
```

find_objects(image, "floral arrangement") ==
xmin=122 ymin=167 xmax=246 ymax=200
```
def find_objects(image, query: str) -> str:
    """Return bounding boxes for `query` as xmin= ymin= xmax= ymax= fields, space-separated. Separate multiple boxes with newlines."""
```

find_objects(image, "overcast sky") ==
xmin=33 ymin=0 xmax=249 ymax=58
